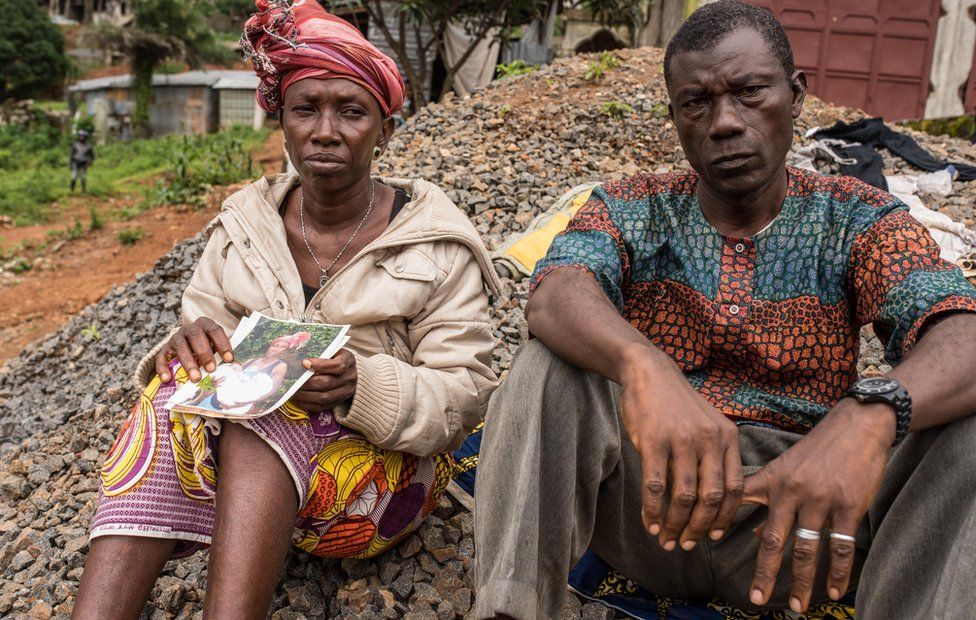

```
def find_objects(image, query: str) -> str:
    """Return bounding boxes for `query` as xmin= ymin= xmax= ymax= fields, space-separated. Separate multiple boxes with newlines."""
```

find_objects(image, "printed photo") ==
xmin=166 ymin=313 xmax=349 ymax=418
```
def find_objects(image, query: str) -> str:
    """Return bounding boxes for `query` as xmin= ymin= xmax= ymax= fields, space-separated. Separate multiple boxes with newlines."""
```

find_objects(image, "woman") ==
xmin=72 ymin=1 xmax=499 ymax=617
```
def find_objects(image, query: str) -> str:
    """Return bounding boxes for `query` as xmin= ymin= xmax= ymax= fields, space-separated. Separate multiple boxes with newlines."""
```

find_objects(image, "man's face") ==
xmin=667 ymin=28 xmax=805 ymax=200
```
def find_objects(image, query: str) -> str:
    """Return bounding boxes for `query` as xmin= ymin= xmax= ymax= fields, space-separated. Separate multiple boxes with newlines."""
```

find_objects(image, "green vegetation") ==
xmin=81 ymin=323 xmax=101 ymax=341
xmin=899 ymin=115 xmax=976 ymax=141
xmin=0 ymin=0 xmax=69 ymax=102
xmin=88 ymin=207 xmax=104 ymax=231
xmin=117 ymin=227 xmax=146 ymax=245
xmin=585 ymin=52 xmax=622 ymax=81
xmin=0 ymin=114 xmax=266 ymax=226
xmin=146 ymin=131 xmax=257 ymax=208
xmin=496 ymin=60 xmax=537 ymax=79
xmin=92 ymin=0 xmax=234 ymax=136
xmin=599 ymin=101 xmax=634 ymax=120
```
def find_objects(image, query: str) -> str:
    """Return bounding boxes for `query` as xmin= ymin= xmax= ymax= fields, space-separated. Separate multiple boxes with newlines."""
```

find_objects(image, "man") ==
xmin=69 ymin=129 xmax=95 ymax=193
xmin=473 ymin=2 xmax=976 ymax=618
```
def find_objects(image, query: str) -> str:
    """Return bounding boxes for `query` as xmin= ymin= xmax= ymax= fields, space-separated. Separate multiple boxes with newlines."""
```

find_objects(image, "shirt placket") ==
xmin=712 ymin=237 xmax=756 ymax=353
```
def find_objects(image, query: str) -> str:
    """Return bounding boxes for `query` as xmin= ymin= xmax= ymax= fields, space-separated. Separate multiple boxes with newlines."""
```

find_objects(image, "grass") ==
xmin=585 ymin=51 xmax=622 ymax=82
xmin=600 ymin=101 xmax=634 ymax=120
xmin=117 ymin=227 xmax=145 ymax=245
xmin=0 ymin=112 xmax=267 ymax=226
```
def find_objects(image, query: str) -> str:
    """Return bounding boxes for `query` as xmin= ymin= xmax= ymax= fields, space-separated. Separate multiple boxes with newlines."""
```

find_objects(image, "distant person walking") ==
xmin=69 ymin=130 xmax=95 ymax=193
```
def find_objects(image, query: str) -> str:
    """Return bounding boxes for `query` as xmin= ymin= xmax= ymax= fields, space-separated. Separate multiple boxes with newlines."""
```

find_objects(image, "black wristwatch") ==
xmin=845 ymin=377 xmax=912 ymax=445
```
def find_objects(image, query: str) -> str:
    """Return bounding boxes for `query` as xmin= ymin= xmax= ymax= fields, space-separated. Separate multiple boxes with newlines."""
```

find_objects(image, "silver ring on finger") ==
xmin=794 ymin=527 xmax=821 ymax=541
xmin=829 ymin=532 xmax=856 ymax=543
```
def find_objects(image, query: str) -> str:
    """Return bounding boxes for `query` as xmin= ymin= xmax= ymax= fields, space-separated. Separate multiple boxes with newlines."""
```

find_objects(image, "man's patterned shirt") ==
xmin=530 ymin=167 xmax=976 ymax=432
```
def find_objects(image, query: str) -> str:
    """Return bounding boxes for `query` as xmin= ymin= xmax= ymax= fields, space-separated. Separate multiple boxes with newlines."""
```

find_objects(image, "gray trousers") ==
xmin=473 ymin=340 xmax=976 ymax=619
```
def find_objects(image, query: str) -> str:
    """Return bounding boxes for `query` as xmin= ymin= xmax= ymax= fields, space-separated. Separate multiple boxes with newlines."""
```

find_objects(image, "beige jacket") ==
xmin=135 ymin=174 xmax=500 ymax=456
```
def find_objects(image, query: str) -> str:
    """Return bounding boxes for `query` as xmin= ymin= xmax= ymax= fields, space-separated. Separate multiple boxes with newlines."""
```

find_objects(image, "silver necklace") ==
xmin=300 ymin=180 xmax=375 ymax=287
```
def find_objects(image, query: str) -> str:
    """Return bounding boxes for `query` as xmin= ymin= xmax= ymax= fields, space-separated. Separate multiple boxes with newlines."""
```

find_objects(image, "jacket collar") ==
xmin=213 ymin=173 xmax=501 ymax=300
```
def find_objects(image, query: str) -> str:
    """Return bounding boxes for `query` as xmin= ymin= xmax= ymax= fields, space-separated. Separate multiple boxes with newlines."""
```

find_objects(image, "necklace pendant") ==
xmin=319 ymin=274 xmax=330 ymax=287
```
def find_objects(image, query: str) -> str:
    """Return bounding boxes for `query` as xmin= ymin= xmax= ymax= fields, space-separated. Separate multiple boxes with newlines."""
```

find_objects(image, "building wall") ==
xmin=219 ymin=90 xmax=258 ymax=129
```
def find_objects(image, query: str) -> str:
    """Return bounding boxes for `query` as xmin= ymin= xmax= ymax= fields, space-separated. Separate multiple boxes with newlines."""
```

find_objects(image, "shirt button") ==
xmin=276 ymin=301 xmax=285 ymax=309
xmin=734 ymin=243 xmax=746 ymax=253
xmin=729 ymin=304 xmax=740 ymax=315
xmin=394 ymin=263 xmax=405 ymax=273
xmin=243 ymin=238 xmax=251 ymax=249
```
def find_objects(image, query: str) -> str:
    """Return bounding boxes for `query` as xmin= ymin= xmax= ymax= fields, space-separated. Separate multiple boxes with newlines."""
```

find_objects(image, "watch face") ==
xmin=855 ymin=377 xmax=899 ymax=394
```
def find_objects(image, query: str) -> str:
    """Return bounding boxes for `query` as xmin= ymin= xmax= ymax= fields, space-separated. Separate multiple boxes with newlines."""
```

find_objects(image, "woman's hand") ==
xmin=291 ymin=349 xmax=358 ymax=412
xmin=155 ymin=317 xmax=234 ymax=383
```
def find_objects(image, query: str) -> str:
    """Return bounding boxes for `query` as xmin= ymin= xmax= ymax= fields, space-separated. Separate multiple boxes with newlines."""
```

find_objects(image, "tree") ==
xmin=579 ymin=0 xmax=687 ymax=48
xmin=351 ymin=0 xmax=551 ymax=111
xmin=93 ymin=0 xmax=235 ymax=137
xmin=0 ymin=0 xmax=69 ymax=103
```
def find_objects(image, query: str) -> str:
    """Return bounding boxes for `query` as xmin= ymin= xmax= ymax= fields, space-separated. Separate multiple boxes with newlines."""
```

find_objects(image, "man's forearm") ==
xmin=886 ymin=312 xmax=976 ymax=430
xmin=525 ymin=268 xmax=673 ymax=383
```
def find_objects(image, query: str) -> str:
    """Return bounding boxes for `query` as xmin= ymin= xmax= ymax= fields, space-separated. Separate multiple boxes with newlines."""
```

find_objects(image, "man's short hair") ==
xmin=663 ymin=0 xmax=794 ymax=85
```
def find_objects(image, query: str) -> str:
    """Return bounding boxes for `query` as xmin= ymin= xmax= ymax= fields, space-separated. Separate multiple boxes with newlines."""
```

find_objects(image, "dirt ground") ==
xmin=0 ymin=131 xmax=285 ymax=364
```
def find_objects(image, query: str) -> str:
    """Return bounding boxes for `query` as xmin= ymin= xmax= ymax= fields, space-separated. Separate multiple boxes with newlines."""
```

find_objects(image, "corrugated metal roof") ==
xmin=212 ymin=73 xmax=260 ymax=90
xmin=69 ymin=70 xmax=257 ymax=92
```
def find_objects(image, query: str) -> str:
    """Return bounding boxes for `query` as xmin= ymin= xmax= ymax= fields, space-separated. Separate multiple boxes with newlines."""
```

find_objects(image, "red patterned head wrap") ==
xmin=241 ymin=0 xmax=405 ymax=117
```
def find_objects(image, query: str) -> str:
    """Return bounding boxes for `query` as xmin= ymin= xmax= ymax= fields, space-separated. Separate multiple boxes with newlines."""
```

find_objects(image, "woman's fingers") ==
xmin=171 ymin=335 xmax=201 ymax=382
xmin=155 ymin=346 xmax=175 ymax=383
xmin=303 ymin=349 xmax=355 ymax=375
xmin=203 ymin=320 xmax=234 ymax=362
xmin=292 ymin=384 xmax=356 ymax=410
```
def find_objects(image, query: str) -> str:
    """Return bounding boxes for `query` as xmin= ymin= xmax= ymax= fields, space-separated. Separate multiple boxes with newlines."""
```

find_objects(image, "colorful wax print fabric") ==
xmin=93 ymin=361 xmax=452 ymax=558
xmin=531 ymin=167 xmax=976 ymax=432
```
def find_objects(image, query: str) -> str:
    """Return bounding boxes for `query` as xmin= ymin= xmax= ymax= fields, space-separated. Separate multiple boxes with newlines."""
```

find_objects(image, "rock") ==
xmin=0 ymin=45 xmax=953 ymax=620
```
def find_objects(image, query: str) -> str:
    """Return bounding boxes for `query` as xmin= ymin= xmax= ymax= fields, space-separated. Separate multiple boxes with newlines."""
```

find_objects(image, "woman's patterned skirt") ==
xmin=91 ymin=362 xmax=453 ymax=559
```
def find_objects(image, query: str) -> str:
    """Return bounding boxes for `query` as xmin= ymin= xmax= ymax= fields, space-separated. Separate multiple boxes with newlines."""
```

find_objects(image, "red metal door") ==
xmin=749 ymin=0 xmax=942 ymax=120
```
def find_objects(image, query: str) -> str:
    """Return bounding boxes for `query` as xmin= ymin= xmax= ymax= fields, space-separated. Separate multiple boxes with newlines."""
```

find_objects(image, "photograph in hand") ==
xmin=166 ymin=312 xmax=349 ymax=418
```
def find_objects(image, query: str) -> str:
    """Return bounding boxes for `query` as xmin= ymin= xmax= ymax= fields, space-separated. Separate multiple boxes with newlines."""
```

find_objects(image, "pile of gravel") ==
xmin=0 ymin=47 xmax=973 ymax=618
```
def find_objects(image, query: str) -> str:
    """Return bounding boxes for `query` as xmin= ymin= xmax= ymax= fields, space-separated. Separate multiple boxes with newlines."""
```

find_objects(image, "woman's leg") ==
xmin=72 ymin=535 xmax=177 ymax=619
xmin=203 ymin=421 xmax=299 ymax=619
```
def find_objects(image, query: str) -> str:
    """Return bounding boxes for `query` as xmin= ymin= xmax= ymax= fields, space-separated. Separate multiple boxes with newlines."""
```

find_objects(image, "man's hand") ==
xmin=155 ymin=317 xmax=234 ymax=383
xmin=620 ymin=347 xmax=744 ymax=551
xmin=742 ymin=401 xmax=894 ymax=613
xmin=291 ymin=349 xmax=358 ymax=412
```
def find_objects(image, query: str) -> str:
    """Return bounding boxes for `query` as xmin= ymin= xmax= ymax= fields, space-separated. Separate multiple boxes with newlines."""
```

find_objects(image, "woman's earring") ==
xmin=373 ymin=146 xmax=382 ymax=160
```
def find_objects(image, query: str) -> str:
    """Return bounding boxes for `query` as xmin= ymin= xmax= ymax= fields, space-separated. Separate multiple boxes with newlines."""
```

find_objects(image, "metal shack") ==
xmin=69 ymin=70 xmax=260 ymax=137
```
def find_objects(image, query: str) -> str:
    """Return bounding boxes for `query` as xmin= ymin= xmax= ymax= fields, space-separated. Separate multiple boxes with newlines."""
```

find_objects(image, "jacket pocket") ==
xmin=376 ymin=248 xmax=439 ymax=282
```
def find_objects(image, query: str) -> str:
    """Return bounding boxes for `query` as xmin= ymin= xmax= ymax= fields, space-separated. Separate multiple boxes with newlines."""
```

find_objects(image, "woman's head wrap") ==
xmin=242 ymin=0 xmax=405 ymax=117
xmin=270 ymin=331 xmax=312 ymax=350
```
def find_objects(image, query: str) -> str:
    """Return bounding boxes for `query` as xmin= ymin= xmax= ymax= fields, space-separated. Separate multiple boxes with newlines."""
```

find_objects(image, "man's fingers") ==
xmin=639 ymin=441 xmax=669 ymax=537
xmin=826 ymin=511 xmax=859 ymax=601
xmin=750 ymin=501 xmax=795 ymax=606
xmin=710 ymin=443 xmax=745 ymax=541
xmin=741 ymin=468 xmax=770 ymax=506
xmin=789 ymin=511 xmax=827 ymax=614
xmin=678 ymin=447 xmax=725 ymax=549
xmin=659 ymin=447 xmax=698 ymax=550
